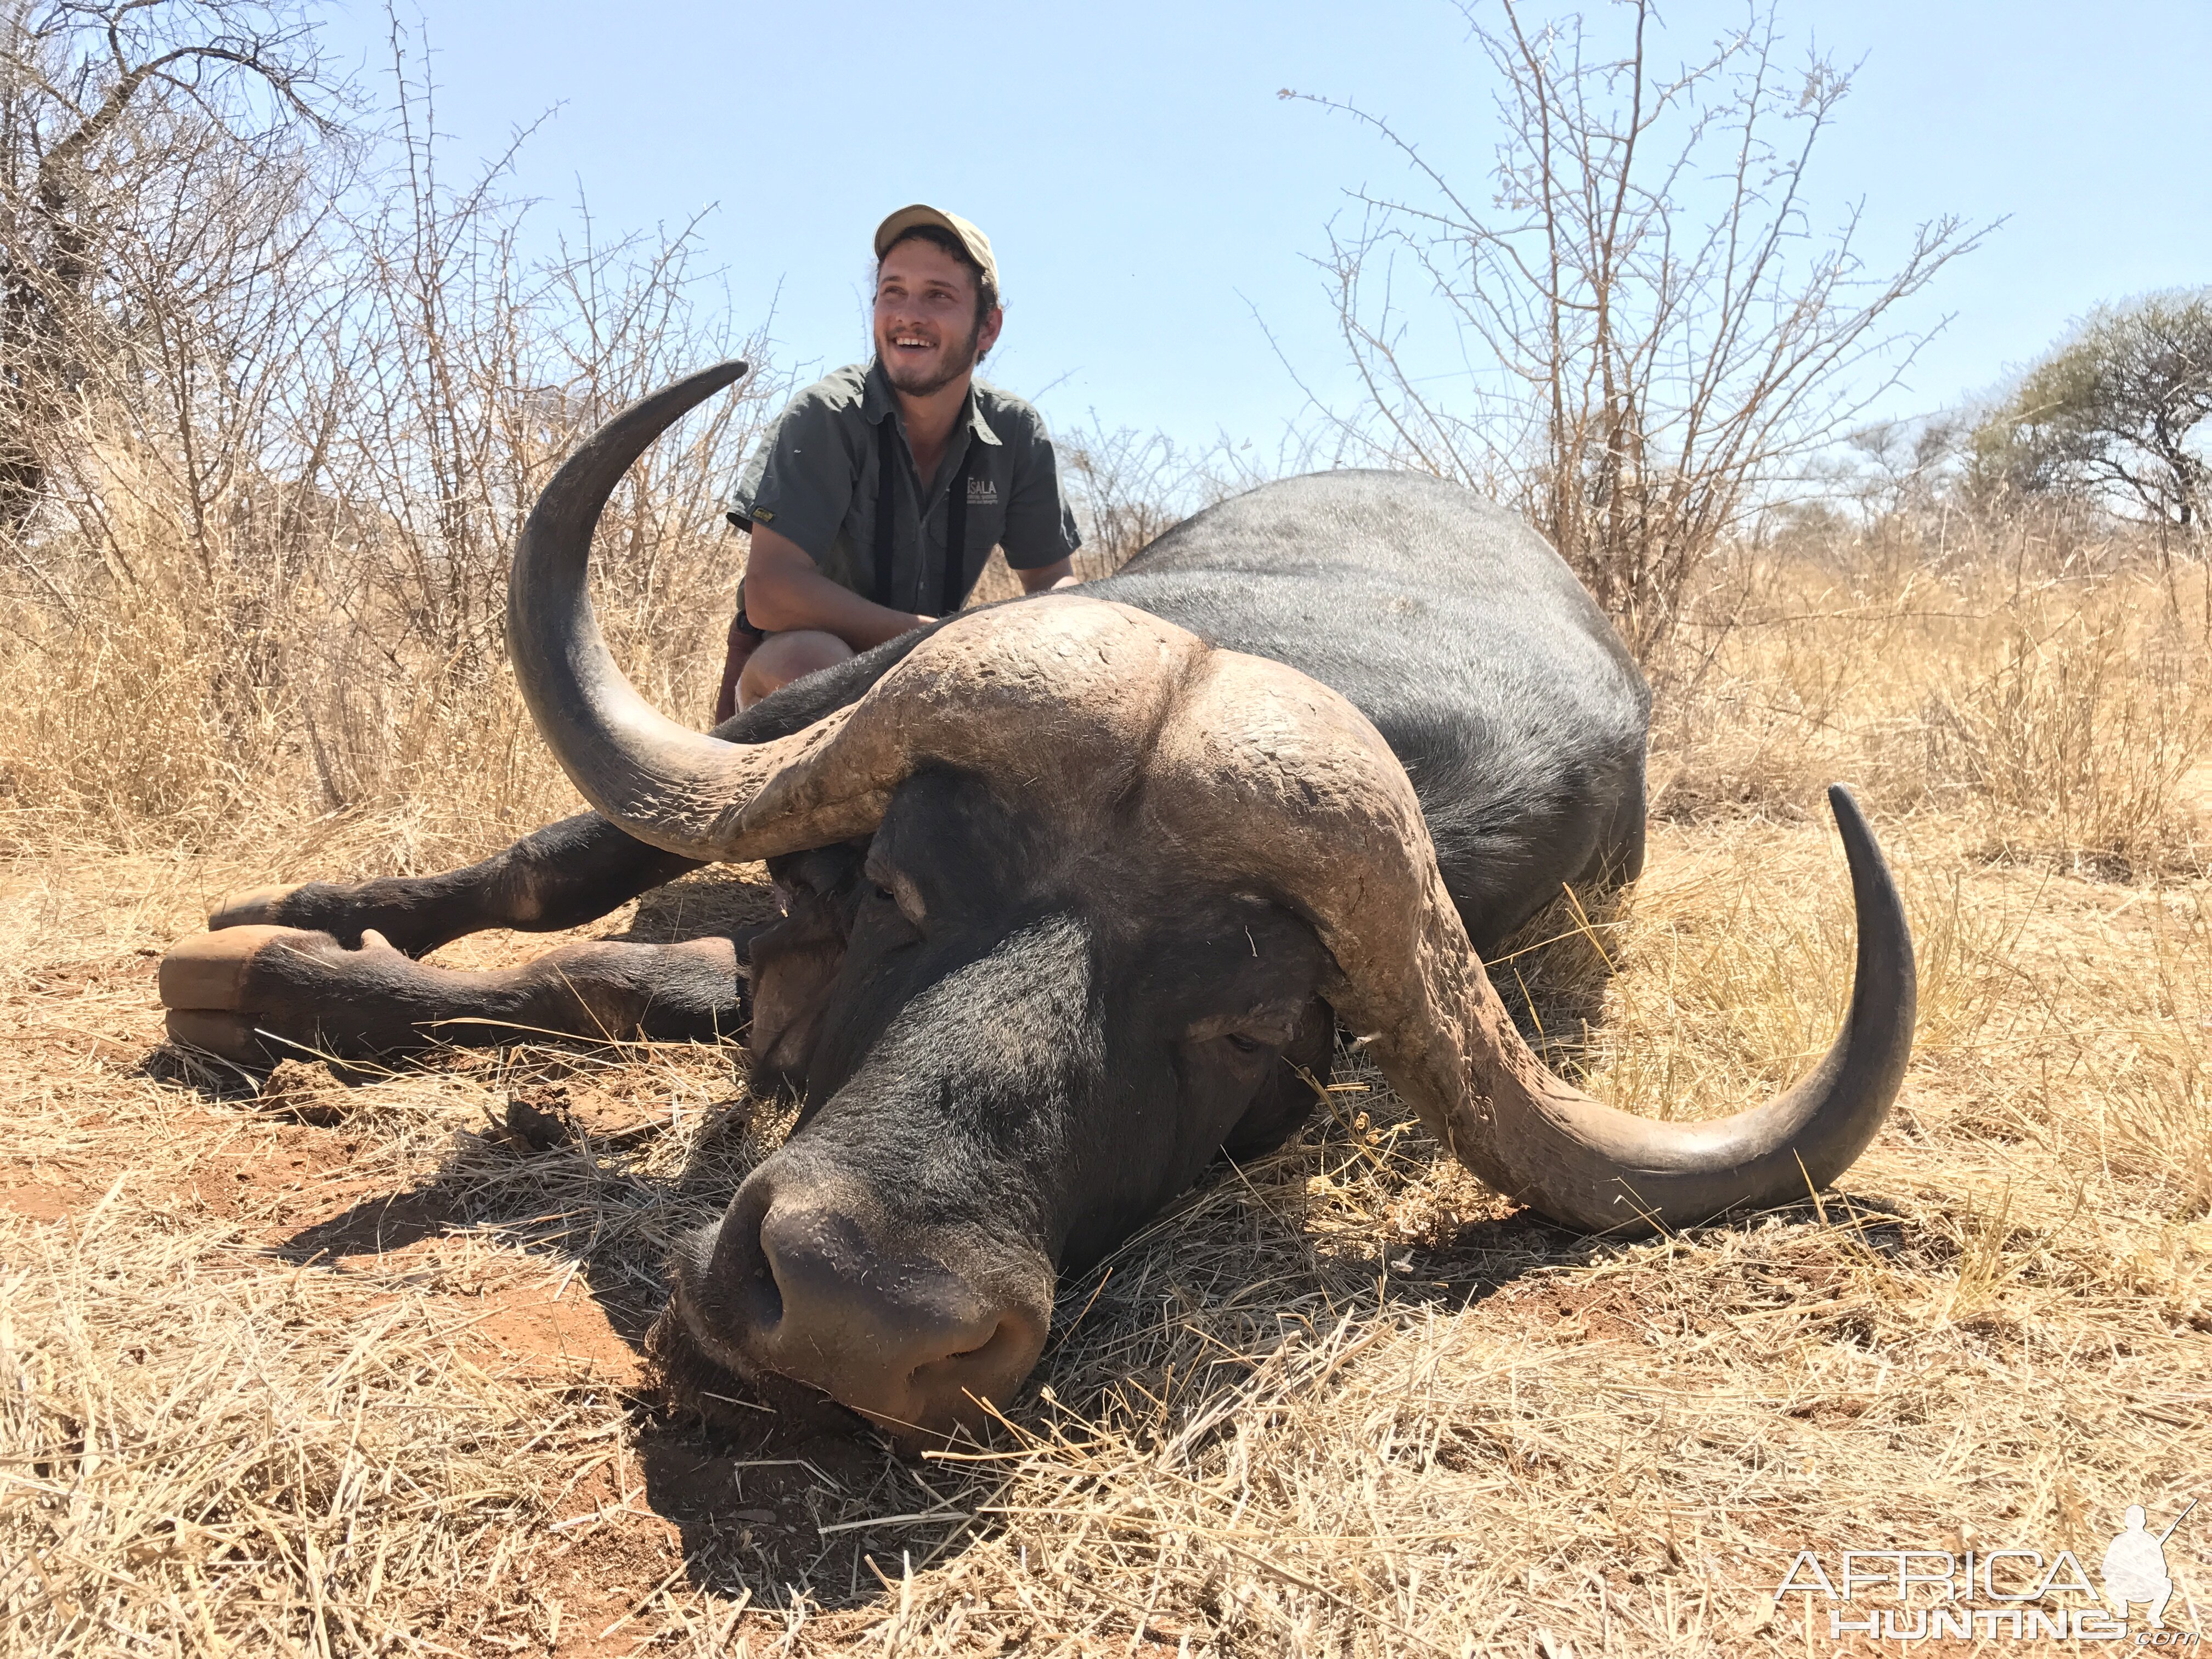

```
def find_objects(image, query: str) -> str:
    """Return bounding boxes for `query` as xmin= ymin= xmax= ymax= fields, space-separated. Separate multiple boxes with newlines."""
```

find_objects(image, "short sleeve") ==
xmin=999 ymin=411 xmax=1084 ymax=571
xmin=729 ymin=386 xmax=864 ymax=561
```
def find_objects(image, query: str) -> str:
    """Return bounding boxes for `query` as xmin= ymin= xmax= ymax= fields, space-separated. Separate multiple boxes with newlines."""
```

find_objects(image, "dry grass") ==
xmin=1654 ymin=538 xmax=2212 ymax=881
xmin=2 ymin=538 xmax=2209 ymax=1656
xmin=0 ymin=446 xmax=748 ymax=862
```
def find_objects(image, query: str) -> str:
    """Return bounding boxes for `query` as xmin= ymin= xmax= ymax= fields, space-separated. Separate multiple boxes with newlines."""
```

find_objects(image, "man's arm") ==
xmin=743 ymin=522 xmax=934 ymax=646
xmin=997 ymin=400 xmax=1085 ymax=591
xmin=1018 ymin=556 xmax=1078 ymax=593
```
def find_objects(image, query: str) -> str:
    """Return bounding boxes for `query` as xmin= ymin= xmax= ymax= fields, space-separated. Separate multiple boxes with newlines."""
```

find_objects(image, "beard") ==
xmin=880 ymin=319 xmax=981 ymax=397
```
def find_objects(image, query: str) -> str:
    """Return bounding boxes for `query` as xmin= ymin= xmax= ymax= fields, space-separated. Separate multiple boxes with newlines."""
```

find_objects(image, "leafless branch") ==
xmin=1285 ymin=0 xmax=1992 ymax=652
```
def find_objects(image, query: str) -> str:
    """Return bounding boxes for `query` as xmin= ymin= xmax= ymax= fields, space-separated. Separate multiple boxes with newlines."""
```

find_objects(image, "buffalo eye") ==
xmin=863 ymin=867 xmax=928 ymax=930
xmin=1185 ymin=1011 xmax=1294 ymax=1054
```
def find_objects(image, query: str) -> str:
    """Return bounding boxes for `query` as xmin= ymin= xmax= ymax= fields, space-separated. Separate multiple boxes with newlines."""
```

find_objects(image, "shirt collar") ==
xmin=862 ymin=356 xmax=1004 ymax=447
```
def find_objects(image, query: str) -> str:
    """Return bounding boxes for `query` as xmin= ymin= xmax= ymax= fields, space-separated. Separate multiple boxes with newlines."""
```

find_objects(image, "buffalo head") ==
xmin=507 ymin=363 xmax=1915 ymax=1442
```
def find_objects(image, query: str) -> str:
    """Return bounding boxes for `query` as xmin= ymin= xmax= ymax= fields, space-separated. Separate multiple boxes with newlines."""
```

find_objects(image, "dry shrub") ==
xmin=0 ymin=593 xmax=273 ymax=838
xmin=1654 ymin=522 xmax=2212 ymax=879
xmin=0 ymin=439 xmax=746 ymax=863
xmin=0 ymin=20 xmax=779 ymax=865
xmin=1917 ymin=599 xmax=2202 ymax=873
xmin=1297 ymin=0 xmax=1988 ymax=654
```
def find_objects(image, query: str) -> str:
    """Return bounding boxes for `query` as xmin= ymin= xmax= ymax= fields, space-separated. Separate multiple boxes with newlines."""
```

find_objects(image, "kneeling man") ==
xmin=715 ymin=205 xmax=1081 ymax=718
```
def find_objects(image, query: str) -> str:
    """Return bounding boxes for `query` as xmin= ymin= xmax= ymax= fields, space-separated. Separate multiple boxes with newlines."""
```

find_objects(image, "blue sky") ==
xmin=314 ymin=0 xmax=2211 ymax=453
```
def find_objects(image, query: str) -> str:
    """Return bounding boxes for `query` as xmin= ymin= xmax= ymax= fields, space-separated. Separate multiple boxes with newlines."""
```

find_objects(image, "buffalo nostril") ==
xmin=694 ymin=1182 xmax=784 ymax=1334
xmin=929 ymin=1315 xmax=1031 ymax=1375
xmin=745 ymin=1259 xmax=784 ymax=1327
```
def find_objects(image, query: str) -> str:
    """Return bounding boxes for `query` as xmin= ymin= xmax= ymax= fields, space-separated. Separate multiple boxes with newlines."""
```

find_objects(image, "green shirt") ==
xmin=729 ymin=359 xmax=1082 ymax=618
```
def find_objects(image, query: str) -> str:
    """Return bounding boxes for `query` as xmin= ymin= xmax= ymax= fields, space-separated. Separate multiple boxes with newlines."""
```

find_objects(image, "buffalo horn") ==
xmin=508 ymin=362 xmax=901 ymax=862
xmin=1142 ymin=650 xmax=1915 ymax=1235
xmin=1362 ymin=784 xmax=1916 ymax=1234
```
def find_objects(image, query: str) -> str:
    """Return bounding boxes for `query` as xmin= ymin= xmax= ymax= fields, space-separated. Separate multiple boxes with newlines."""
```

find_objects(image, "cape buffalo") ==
xmin=159 ymin=361 xmax=1916 ymax=1442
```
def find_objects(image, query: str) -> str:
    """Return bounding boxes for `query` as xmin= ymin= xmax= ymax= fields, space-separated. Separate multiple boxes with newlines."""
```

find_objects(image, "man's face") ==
xmin=873 ymin=238 xmax=1003 ymax=398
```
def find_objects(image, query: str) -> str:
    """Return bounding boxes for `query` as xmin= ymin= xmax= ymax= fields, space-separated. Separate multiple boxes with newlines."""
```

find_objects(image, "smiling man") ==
xmin=714 ymin=206 xmax=1084 ymax=716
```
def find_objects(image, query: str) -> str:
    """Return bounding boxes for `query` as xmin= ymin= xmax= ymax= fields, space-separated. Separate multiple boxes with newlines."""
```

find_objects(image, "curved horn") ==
xmin=512 ymin=388 xmax=1204 ymax=862
xmin=1144 ymin=651 xmax=1915 ymax=1235
xmin=508 ymin=362 xmax=898 ymax=862
xmin=1375 ymin=783 xmax=1915 ymax=1234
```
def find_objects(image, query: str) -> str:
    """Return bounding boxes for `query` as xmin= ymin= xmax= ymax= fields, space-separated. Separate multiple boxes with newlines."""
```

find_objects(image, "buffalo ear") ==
xmin=1220 ymin=997 xmax=1334 ymax=1161
xmin=746 ymin=847 xmax=866 ymax=1091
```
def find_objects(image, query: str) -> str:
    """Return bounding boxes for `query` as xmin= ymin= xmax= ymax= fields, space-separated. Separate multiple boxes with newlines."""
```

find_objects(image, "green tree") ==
xmin=1973 ymin=291 xmax=2212 ymax=532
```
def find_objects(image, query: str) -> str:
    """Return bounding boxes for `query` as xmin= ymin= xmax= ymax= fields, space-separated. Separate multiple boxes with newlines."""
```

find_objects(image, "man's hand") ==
xmin=744 ymin=523 xmax=932 ymax=646
xmin=712 ymin=613 xmax=756 ymax=725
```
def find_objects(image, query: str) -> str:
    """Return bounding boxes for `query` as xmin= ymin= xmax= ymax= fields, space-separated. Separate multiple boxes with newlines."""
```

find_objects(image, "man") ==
xmin=715 ymin=205 xmax=1082 ymax=718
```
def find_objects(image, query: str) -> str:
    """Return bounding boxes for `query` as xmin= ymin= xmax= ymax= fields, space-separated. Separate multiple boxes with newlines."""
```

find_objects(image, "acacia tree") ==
xmin=1972 ymin=291 xmax=2212 ymax=535
xmin=1288 ymin=0 xmax=1985 ymax=651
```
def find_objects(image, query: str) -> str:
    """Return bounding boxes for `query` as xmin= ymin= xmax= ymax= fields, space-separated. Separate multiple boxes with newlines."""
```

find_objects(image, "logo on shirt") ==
xmin=966 ymin=477 xmax=998 ymax=505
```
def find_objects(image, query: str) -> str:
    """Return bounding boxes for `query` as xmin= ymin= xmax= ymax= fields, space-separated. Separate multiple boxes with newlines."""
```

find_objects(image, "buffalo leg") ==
xmin=211 ymin=812 xmax=701 ymax=957
xmin=160 ymin=925 xmax=743 ymax=1065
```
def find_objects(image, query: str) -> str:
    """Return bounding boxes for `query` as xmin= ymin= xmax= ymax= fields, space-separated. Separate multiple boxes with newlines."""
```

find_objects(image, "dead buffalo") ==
xmin=160 ymin=361 xmax=1915 ymax=1442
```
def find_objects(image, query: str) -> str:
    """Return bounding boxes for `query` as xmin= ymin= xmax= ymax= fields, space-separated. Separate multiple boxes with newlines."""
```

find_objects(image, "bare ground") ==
xmin=3 ymin=783 xmax=2207 ymax=1655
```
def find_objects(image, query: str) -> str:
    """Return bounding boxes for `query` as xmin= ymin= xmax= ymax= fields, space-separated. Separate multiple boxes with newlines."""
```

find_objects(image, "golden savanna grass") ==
xmin=1 ymin=509 xmax=2208 ymax=1656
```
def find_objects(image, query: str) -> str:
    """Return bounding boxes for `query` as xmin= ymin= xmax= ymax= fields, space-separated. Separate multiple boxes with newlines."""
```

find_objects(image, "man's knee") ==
xmin=738 ymin=630 xmax=855 ymax=708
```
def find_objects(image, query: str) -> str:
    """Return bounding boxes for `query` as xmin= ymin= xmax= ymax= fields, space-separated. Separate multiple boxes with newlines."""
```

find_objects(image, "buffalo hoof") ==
xmin=159 ymin=925 xmax=409 ymax=1065
xmin=208 ymin=883 xmax=308 ymax=930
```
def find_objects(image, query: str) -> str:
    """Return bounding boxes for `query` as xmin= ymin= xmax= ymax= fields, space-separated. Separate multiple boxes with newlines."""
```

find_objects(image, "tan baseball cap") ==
xmin=873 ymin=204 xmax=998 ymax=296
